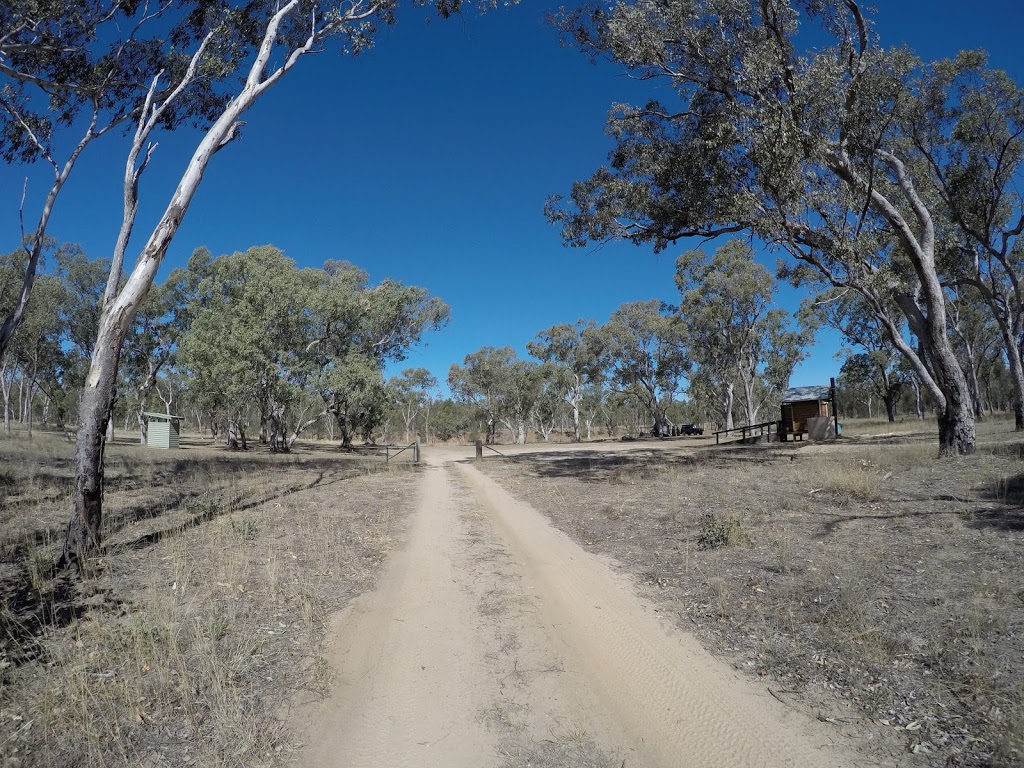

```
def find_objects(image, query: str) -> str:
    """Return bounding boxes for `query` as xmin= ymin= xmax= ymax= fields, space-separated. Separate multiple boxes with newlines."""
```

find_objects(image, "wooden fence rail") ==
xmin=712 ymin=420 xmax=779 ymax=445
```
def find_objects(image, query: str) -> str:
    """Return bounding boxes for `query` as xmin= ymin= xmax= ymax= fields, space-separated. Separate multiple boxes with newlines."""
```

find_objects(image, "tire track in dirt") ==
xmin=455 ymin=459 xmax=865 ymax=768
xmin=452 ymin=469 xmax=627 ymax=766
xmin=290 ymin=450 xmax=869 ymax=767
xmin=290 ymin=459 xmax=498 ymax=767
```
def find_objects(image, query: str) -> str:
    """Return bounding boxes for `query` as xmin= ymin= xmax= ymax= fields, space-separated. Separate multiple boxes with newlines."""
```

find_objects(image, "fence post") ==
xmin=414 ymin=437 xmax=420 ymax=464
xmin=475 ymin=439 xmax=483 ymax=461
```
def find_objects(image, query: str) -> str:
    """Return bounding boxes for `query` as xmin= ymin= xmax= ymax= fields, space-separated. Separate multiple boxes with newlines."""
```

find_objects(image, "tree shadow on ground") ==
xmin=0 ymin=461 xmax=404 ymax=672
xmin=812 ymin=507 xmax=950 ymax=538
xmin=840 ymin=432 xmax=935 ymax=446
xmin=0 ymin=568 xmax=123 ymax=671
xmin=974 ymin=472 xmax=1024 ymax=531
xmin=108 ymin=466 xmax=355 ymax=553
xmin=485 ymin=442 xmax=786 ymax=483
xmin=806 ymin=485 xmax=1024 ymax=536
xmin=101 ymin=454 xmax=366 ymax=532
xmin=983 ymin=440 xmax=1024 ymax=460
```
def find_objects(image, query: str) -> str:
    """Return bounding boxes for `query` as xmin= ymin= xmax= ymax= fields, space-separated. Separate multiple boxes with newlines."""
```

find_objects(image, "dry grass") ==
xmin=479 ymin=420 xmax=1024 ymax=768
xmin=0 ymin=432 xmax=417 ymax=767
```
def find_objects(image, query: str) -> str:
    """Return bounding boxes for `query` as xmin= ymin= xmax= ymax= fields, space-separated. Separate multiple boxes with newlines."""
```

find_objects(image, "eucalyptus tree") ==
xmin=979 ymin=356 xmax=1014 ymax=416
xmin=685 ymin=368 xmax=732 ymax=429
xmin=449 ymin=346 xmax=508 ymax=444
xmin=1 ymin=247 xmax=31 ymax=432
xmin=839 ymin=353 xmax=902 ymax=421
xmin=180 ymin=252 xmax=446 ymax=452
xmin=531 ymin=364 xmax=563 ymax=442
xmin=120 ymin=268 xmax=192 ymax=442
xmin=63 ymin=0 xmax=482 ymax=567
xmin=0 ymin=0 xmax=225 ymax=359
xmin=802 ymin=289 xmax=909 ymax=423
xmin=598 ymin=300 xmax=687 ymax=437
xmin=449 ymin=347 xmax=545 ymax=444
xmin=835 ymin=356 xmax=875 ymax=419
xmin=178 ymin=246 xmax=320 ymax=451
xmin=548 ymin=0 xmax=982 ymax=455
xmin=947 ymin=286 xmax=1002 ymax=420
xmin=390 ymin=367 xmax=437 ymax=443
xmin=911 ymin=53 xmax=1024 ymax=429
xmin=494 ymin=359 xmax=546 ymax=444
xmin=51 ymin=249 xmax=108 ymax=429
xmin=320 ymin=351 xmax=390 ymax=449
xmin=0 ymin=245 xmax=106 ymax=435
xmin=1 ymin=270 xmax=63 ymax=435
xmin=527 ymin=320 xmax=605 ymax=442
xmin=675 ymin=241 xmax=807 ymax=429
xmin=311 ymin=261 xmax=449 ymax=449
xmin=428 ymin=399 xmax=472 ymax=443
xmin=578 ymin=382 xmax=606 ymax=440
xmin=309 ymin=261 xmax=450 ymax=363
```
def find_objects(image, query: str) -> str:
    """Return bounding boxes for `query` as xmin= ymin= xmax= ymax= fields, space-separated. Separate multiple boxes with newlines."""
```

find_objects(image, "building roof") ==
xmin=781 ymin=385 xmax=832 ymax=403
xmin=142 ymin=411 xmax=185 ymax=421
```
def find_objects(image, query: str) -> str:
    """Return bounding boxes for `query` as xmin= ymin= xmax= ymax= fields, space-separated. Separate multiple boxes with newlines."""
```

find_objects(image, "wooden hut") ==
xmin=145 ymin=412 xmax=184 ymax=449
xmin=779 ymin=385 xmax=836 ymax=441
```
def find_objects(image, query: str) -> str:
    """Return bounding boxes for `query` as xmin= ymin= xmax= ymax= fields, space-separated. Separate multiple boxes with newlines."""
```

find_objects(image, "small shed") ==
xmin=779 ymin=384 xmax=836 ymax=441
xmin=144 ymin=412 xmax=184 ymax=449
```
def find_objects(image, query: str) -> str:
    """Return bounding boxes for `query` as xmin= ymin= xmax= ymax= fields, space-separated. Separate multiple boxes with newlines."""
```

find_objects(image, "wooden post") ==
xmin=475 ymin=439 xmax=483 ymax=461
xmin=414 ymin=437 xmax=421 ymax=464
xmin=830 ymin=376 xmax=840 ymax=435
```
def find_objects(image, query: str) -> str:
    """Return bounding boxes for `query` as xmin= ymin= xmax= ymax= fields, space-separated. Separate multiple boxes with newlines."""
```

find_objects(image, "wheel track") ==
xmin=290 ymin=450 xmax=869 ymax=768
xmin=455 ymin=459 xmax=863 ymax=768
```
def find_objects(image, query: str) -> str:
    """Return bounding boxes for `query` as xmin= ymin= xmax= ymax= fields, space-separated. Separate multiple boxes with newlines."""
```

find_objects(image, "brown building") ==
xmin=779 ymin=385 xmax=836 ymax=441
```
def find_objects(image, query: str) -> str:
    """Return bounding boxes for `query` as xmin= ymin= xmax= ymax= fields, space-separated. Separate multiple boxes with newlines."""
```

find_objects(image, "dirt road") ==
xmin=289 ymin=446 xmax=867 ymax=767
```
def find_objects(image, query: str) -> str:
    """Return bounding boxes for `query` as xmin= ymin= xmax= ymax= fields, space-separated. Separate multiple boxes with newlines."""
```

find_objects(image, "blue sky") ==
xmin=4 ymin=0 xmax=1023 ymax=397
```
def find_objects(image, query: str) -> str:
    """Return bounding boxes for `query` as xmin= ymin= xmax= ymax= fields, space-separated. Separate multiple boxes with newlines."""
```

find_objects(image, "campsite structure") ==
xmin=778 ymin=384 xmax=837 ymax=441
xmin=712 ymin=380 xmax=839 ymax=444
xmin=144 ymin=412 xmax=185 ymax=450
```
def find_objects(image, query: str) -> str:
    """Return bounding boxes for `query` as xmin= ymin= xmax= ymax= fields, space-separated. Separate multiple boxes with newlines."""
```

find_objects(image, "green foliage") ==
xmin=528 ymin=321 xmax=605 ymax=441
xmin=449 ymin=346 xmax=546 ymax=444
xmin=0 ymin=243 xmax=108 ymax=429
xmin=179 ymin=246 xmax=315 ymax=444
xmin=319 ymin=351 xmax=390 ymax=448
xmin=597 ymin=300 xmax=687 ymax=435
xmin=178 ymin=246 xmax=447 ymax=450
xmin=675 ymin=240 xmax=809 ymax=427
xmin=547 ymin=0 xmax=996 ymax=453
xmin=428 ymin=399 xmax=473 ymax=443
xmin=119 ymin=267 xmax=193 ymax=431
xmin=805 ymin=288 xmax=918 ymax=420
xmin=389 ymin=367 xmax=437 ymax=439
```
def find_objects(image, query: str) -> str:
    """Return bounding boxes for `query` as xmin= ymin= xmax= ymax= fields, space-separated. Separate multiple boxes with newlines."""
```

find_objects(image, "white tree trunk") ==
xmin=722 ymin=382 xmax=735 ymax=431
xmin=1 ymin=361 xmax=13 ymax=436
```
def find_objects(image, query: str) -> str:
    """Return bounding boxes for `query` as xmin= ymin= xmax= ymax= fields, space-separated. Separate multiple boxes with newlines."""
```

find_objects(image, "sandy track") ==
xmin=290 ymin=448 xmax=867 ymax=767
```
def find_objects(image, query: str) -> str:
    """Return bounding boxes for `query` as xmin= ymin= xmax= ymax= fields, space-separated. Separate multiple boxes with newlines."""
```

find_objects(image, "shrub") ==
xmin=696 ymin=512 xmax=751 ymax=549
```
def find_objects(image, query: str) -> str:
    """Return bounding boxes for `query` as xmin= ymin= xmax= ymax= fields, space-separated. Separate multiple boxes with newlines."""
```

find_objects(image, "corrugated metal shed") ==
xmin=144 ymin=412 xmax=184 ymax=450
xmin=781 ymin=385 xmax=832 ymax=403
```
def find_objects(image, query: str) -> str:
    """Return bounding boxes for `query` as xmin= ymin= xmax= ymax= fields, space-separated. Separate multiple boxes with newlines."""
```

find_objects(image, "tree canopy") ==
xmin=546 ymin=0 xmax=1002 ymax=455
